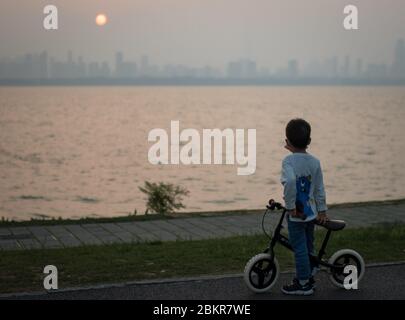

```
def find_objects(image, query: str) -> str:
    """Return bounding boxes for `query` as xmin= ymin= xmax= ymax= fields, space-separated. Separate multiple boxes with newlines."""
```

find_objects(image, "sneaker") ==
xmin=281 ymin=278 xmax=314 ymax=296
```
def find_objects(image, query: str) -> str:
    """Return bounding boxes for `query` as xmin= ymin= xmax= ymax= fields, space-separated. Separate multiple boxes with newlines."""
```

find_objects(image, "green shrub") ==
xmin=139 ymin=181 xmax=190 ymax=215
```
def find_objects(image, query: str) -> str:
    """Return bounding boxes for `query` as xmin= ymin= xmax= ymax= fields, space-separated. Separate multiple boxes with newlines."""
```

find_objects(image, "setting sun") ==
xmin=95 ymin=13 xmax=108 ymax=26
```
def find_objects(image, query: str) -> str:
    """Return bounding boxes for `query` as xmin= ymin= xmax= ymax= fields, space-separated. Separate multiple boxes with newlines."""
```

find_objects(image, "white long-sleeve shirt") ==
xmin=280 ymin=152 xmax=327 ymax=222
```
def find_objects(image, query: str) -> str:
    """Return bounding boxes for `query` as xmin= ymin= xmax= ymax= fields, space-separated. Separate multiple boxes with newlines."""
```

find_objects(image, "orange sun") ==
xmin=95 ymin=14 xmax=108 ymax=26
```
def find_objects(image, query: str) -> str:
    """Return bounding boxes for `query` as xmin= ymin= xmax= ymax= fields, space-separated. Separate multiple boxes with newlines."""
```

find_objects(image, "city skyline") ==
xmin=1 ymin=1 xmax=405 ymax=71
xmin=0 ymin=39 xmax=404 ymax=83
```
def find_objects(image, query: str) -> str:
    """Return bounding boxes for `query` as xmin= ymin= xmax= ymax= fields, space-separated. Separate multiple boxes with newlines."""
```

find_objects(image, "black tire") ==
xmin=244 ymin=253 xmax=279 ymax=293
xmin=328 ymin=249 xmax=365 ymax=288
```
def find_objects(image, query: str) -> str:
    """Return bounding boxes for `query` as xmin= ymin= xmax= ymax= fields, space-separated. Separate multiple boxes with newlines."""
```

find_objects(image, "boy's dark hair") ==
xmin=286 ymin=118 xmax=311 ymax=149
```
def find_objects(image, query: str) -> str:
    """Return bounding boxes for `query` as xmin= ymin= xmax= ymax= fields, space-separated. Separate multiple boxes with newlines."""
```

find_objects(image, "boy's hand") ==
xmin=286 ymin=209 xmax=297 ymax=217
xmin=287 ymin=209 xmax=306 ymax=220
xmin=316 ymin=211 xmax=329 ymax=225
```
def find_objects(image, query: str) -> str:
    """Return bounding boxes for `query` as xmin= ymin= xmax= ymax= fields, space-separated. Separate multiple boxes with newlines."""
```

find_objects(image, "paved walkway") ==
xmin=1 ymin=202 xmax=405 ymax=251
xmin=6 ymin=264 xmax=404 ymax=300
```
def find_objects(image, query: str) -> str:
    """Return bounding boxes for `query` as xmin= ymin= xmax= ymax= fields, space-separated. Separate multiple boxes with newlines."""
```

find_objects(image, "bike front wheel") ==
xmin=244 ymin=253 xmax=279 ymax=293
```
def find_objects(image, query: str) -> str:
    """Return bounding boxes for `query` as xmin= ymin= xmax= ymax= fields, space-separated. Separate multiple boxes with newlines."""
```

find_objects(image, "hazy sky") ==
xmin=0 ymin=0 xmax=404 ymax=69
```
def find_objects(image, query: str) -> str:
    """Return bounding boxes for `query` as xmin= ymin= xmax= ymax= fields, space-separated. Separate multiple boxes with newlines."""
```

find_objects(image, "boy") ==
xmin=280 ymin=118 xmax=329 ymax=296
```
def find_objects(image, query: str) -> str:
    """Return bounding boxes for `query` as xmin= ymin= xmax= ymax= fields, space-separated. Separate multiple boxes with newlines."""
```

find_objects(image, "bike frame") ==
xmin=264 ymin=208 xmax=344 ymax=272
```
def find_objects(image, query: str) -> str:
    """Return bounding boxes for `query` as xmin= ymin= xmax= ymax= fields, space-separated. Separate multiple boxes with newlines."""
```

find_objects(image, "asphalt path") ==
xmin=5 ymin=263 xmax=405 ymax=300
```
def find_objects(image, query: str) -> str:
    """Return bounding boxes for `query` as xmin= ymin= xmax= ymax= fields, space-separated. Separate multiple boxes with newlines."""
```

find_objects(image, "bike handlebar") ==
xmin=266 ymin=199 xmax=284 ymax=211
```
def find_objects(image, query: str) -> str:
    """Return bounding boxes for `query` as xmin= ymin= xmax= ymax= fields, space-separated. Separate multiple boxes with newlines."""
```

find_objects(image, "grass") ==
xmin=1 ymin=198 xmax=405 ymax=227
xmin=1 ymin=223 xmax=405 ymax=294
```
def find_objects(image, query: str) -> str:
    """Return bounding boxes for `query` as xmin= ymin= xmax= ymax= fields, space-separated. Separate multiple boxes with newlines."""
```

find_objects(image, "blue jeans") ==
xmin=287 ymin=217 xmax=315 ymax=281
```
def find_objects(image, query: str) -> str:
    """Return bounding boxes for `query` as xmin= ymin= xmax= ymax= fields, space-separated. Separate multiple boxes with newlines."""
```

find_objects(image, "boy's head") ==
xmin=285 ymin=118 xmax=311 ymax=150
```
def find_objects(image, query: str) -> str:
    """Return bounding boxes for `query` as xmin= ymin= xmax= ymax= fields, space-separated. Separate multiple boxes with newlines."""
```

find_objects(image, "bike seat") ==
xmin=315 ymin=219 xmax=346 ymax=231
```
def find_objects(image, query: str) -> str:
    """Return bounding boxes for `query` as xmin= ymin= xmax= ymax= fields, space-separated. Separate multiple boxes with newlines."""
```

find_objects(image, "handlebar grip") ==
xmin=266 ymin=199 xmax=283 ymax=210
xmin=266 ymin=199 xmax=275 ymax=210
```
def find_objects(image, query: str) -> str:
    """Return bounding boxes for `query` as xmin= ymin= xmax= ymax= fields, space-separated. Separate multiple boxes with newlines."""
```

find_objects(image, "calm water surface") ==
xmin=0 ymin=86 xmax=404 ymax=220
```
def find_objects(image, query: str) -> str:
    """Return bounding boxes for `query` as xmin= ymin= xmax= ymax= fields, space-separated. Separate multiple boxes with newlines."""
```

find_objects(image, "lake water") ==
xmin=1 ymin=86 xmax=404 ymax=220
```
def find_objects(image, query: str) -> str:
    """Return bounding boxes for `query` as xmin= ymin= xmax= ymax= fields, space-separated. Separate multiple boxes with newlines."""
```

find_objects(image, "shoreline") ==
xmin=1 ymin=197 xmax=405 ymax=227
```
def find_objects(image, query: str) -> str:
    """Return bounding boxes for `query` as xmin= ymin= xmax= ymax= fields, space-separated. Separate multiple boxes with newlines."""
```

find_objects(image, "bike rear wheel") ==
xmin=328 ymin=249 xmax=365 ymax=288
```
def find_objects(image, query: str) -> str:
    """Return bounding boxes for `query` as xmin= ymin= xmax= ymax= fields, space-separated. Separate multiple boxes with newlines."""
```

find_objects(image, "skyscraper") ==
xmin=38 ymin=51 xmax=48 ymax=79
xmin=355 ymin=58 xmax=363 ymax=78
xmin=287 ymin=59 xmax=299 ymax=78
xmin=141 ymin=55 xmax=149 ymax=76
xmin=114 ymin=51 xmax=137 ymax=78
xmin=341 ymin=55 xmax=350 ymax=78
xmin=226 ymin=59 xmax=257 ymax=78
xmin=392 ymin=39 xmax=405 ymax=78
xmin=115 ymin=51 xmax=124 ymax=77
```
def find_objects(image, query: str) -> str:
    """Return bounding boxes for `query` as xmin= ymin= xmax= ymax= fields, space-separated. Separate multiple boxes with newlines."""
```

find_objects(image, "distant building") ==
xmin=258 ymin=67 xmax=270 ymax=78
xmin=0 ymin=52 xmax=48 ymax=79
xmin=392 ymin=39 xmax=405 ymax=78
xmin=49 ymin=51 xmax=89 ymax=79
xmin=287 ymin=59 xmax=299 ymax=78
xmin=303 ymin=60 xmax=322 ymax=78
xmin=88 ymin=61 xmax=111 ymax=78
xmin=227 ymin=61 xmax=243 ymax=78
xmin=355 ymin=58 xmax=363 ymax=78
xmin=77 ymin=56 xmax=87 ymax=78
xmin=324 ymin=57 xmax=338 ymax=78
xmin=88 ymin=62 xmax=100 ymax=77
xmin=226 ymin=59 xmax=257 ymax=78
xmin=38 ymin=51 xmax=49 ymax=79
xmin=202 ymin=65 xmax=220 ymax=78
xmin=115 ymin=51 xmax=137 ymax=78
xmin=141 ymin=55 xmax=149 ymax=76
xmin=365 ymin=63 xmax=388 ymax=79
xmin=341 ymin=55 xmax=350 ymax=78
xmin=1 ymin=41 xmax=404 ymax=84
